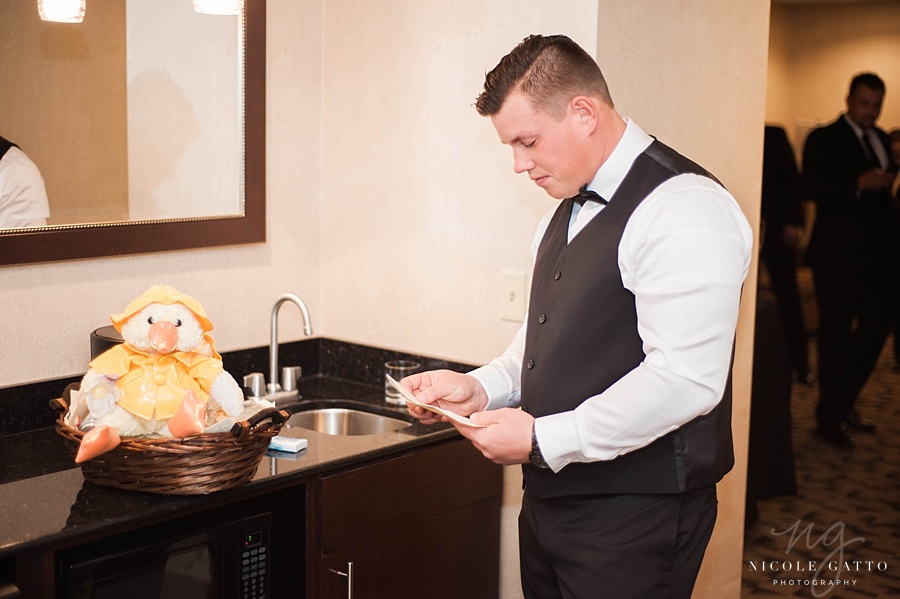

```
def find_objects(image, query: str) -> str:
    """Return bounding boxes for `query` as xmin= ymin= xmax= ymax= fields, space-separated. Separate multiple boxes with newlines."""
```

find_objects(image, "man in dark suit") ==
xmin=802 ymin=72 xmax=898 ymax=448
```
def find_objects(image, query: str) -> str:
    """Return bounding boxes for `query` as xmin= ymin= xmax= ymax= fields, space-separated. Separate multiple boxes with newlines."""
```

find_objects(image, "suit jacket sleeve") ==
xmin=802 ymin=121 xmax=862 ymax=217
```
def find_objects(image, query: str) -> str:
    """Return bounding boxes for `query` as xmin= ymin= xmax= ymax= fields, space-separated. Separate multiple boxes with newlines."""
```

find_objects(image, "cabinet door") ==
xmin=314 ymin=438 xmax=503 ymax=599
xmin=320 ymin=497 xmax=500 ymax=599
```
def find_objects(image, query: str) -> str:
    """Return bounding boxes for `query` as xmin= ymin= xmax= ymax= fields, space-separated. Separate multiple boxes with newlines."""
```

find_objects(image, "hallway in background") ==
xmin=743 ymin=266 xmax=899 ymax=597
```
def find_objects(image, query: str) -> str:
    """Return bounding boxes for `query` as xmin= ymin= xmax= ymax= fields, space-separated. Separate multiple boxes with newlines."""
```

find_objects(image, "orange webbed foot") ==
xmin=75 ymin=425 xmax=122 ymax=463
xmin=168 ymin=390 xmax=207 ymax=438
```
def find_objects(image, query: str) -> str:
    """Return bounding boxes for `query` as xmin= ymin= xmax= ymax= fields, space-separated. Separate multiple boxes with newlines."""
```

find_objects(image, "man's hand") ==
xmin=858 ymin=167 xmax=895 ymax=192
xmin=454 ymin=408 xmax=535 ymax=466
xmin=401 ymin=370 xmax=489 ymax=425
xmin=781 ymin=224 xmax=802 ymax=251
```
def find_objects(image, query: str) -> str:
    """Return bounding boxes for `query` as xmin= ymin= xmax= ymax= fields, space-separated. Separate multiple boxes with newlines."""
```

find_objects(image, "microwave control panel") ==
xmin=240 ymin=526 xmax=269 ymax=599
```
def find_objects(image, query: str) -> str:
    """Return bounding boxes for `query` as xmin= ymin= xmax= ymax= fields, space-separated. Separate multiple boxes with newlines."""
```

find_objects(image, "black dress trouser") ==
xmin=813 ymin=256 xmax=895 ymax=430
xmin=518 ymin=485 xmax=718 ymax=599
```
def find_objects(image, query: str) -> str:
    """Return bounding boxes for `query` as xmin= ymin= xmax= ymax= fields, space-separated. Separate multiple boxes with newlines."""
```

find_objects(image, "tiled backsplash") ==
xmin=0 ymin=338 xmax=474 ymax=436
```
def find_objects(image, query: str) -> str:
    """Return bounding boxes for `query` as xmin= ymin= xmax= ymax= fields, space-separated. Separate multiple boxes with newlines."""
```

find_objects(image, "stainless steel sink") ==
xmin=285 ymin=404 xmax=413 ymax=436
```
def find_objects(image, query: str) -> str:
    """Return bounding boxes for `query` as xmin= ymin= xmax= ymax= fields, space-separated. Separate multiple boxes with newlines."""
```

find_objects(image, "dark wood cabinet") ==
xmin=309 ymin=438 xmax=503 ymax=599
xmin=2 ymin=437 xmax=502 ymax=598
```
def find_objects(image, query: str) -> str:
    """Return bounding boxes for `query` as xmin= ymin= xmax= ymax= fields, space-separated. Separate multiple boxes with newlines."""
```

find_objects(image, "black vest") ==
xmin=521 ymin=140 xmax=735 ymax=497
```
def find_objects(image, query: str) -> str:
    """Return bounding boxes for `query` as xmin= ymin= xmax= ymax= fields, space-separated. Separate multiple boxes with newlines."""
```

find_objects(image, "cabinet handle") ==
xmin=0 ymin=579 xmax=21 ymax=599
xmin=328 ymin=561 xmax=354 ymax=599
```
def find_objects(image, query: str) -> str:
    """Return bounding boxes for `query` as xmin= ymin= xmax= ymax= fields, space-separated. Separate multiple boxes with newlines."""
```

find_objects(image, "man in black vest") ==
xmin=403 ymin=35 xmax=752 ymax=599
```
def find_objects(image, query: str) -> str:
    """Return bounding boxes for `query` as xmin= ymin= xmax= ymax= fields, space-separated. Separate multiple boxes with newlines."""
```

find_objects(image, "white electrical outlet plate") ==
xmin=500 ymin=269 xmax=527 ymax=323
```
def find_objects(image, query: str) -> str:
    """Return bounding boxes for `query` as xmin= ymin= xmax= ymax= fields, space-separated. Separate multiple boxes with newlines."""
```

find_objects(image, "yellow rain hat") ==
xmin=110 ymin=285 xmax=214 ymax=334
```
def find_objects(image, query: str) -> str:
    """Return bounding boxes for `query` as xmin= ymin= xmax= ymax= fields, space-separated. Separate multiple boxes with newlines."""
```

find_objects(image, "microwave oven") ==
xmin=59 ymin=512 xmax=272 ymax=599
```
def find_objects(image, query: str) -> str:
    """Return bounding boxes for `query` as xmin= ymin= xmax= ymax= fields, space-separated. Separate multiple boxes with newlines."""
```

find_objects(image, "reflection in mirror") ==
xmin=0 ymin=0 xmax=265 ymax=265
xmin=0 ymin=0 xmax=241 ymax=230
xmin=0 ymin=135 xmax=50 ymax=229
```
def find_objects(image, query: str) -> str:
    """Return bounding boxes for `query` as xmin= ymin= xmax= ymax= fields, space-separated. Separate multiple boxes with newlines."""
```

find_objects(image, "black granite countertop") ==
xmin=0 ymin=375 xmax=456 ymax=558
xmin=0 ymin=338 xmax=474 ymax=560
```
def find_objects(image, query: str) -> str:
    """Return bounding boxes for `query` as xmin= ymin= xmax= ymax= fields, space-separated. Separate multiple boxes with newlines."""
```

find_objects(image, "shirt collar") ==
xmin=583 ymin=118 xmax=654 ymax=203
xmin=842 ymin=113 xmax=868 ymax=138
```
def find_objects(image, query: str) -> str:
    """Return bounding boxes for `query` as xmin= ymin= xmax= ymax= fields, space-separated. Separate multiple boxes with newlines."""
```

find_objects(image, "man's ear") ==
xmin=569 ymin=96 xmax=598 ymax=133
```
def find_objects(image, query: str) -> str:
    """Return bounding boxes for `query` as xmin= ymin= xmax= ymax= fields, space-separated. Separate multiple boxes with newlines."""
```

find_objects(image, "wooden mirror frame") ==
xmin=0 ymin=0 xmax=266 ymax=267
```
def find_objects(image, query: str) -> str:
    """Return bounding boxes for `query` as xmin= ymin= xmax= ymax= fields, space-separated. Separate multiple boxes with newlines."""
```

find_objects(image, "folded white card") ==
xmin=385 ymin=374 xmax=487 ymax=428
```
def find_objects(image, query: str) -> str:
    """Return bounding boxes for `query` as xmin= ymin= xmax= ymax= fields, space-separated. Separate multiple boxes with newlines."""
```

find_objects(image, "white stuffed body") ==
xmin=70 ymin=286 xmax=244 ymax=462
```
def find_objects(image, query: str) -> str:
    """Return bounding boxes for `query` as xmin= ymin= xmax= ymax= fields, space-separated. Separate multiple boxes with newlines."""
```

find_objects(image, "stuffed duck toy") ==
xmin=69 ymin=285 xmax=245 ymax=463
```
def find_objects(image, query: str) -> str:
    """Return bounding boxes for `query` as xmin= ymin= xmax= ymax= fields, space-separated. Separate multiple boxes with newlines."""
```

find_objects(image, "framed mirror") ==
xmin=0 ymin=0 xmax=265 ymax=266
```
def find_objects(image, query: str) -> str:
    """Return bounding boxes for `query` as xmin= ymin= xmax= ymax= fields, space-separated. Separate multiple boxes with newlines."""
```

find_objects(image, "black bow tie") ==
xmin=573 ymin=186 xmax=607 ymax=206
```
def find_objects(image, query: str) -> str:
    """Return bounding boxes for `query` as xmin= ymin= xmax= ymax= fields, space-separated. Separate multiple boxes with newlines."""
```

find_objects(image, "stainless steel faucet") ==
xmin=268 ymin=293 xmax=313 ymax=394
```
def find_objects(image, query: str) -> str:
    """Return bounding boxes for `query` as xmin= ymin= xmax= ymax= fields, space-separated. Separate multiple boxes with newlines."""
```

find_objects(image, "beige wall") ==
xmin=597 ymin=3 xmax=767 ymax=596
xmin=767 ymin=1 xmax=900 ymax=154
xmin=0 ymin=1 xmax=769 ymax=597
xmin=766 ymin=3 xmax=794 ymax=132
xmin=319 ymin=1 xmax=598 ymax=363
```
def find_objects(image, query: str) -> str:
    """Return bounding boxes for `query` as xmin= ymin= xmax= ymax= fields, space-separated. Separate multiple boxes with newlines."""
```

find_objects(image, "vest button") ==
xmin=538 ymin=314 xmax=546 ymax=324
xmin=527 ymin=359 xmax=534 ymax=369
xmin=554 ymin=271 xmax=561 ymax=280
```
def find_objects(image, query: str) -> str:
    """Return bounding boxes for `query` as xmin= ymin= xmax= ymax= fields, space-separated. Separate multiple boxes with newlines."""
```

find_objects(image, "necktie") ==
xmin=573 ymin=186 xmax=607 ymax=206
xmin=860 ymin=133 xmax=881 ymax=169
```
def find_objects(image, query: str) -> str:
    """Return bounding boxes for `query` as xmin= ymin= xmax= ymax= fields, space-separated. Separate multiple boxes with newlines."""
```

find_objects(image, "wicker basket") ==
xmin=50 ymin=387 xmax=290 ymax=495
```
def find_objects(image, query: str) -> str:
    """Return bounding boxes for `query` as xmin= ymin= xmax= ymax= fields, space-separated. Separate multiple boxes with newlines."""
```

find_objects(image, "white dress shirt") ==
xmin=470 ymin=120 xmax=753 ymax=472
xmin=843 ymin=114 xmax=889 ymax=170
xmin=0 ymin=146 xmax=50 ymax=229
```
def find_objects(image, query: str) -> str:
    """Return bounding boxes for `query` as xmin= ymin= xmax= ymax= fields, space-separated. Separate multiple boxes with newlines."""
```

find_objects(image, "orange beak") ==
xmin=149 ymin=320 xmax=179 ymax=354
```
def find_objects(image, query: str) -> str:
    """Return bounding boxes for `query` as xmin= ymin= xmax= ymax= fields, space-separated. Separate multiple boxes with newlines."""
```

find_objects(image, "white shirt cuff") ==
xmin=467 ymin=365 xmax=515 ymax=411
xmin=534 ymin=411 xmax=582 ymax=473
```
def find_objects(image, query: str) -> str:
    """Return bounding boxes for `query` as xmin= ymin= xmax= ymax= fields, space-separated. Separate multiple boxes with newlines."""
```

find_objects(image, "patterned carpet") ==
xmin=741 ymin=316 xmax=900 ymax=595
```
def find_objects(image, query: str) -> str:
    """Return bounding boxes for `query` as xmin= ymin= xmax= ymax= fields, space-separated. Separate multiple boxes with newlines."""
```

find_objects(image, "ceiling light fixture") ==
xmin=38 ymin=0 xmax=85 ymax=23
